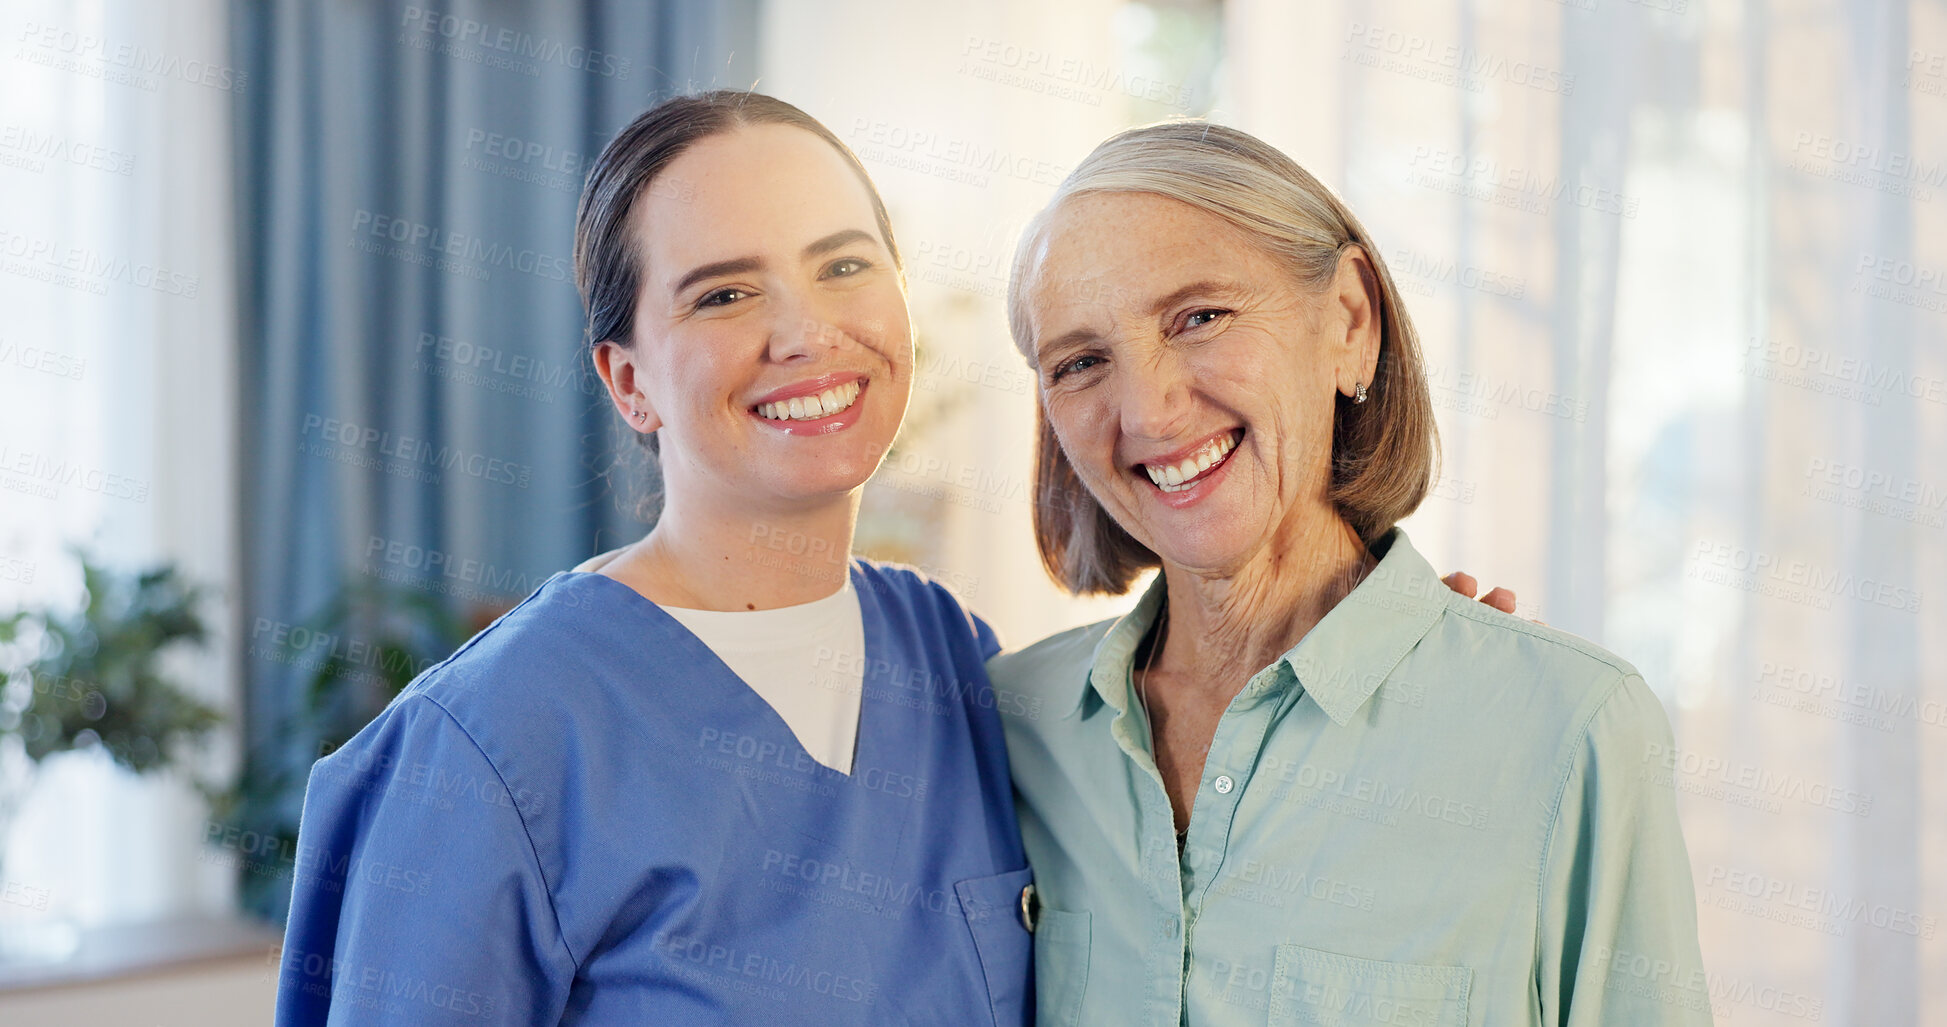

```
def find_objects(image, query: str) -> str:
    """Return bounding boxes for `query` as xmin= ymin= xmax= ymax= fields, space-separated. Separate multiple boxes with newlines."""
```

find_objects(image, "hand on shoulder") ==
xmin=1441 ymin=570 xmax=1521 ymax=617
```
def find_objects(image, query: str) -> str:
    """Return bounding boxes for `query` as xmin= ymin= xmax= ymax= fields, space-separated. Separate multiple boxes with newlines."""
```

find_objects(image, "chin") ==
xmin=1138 ymin=514 xmax=1272 ymax=576
xmin=1153 ymin=541 xmax=1260 ymax=578
xmin=771 ymin=460 xmax=879 ymax=501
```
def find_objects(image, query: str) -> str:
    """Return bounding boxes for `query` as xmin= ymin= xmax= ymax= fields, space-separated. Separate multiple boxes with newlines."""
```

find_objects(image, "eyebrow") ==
xmin=1034 ymin=327 xmax=1099 ymax=366
xmin=803 ymin=228 xmax=876 ymax=258
xmin=669 ymin=228 xmax=879 ymax=298
xmin=1147 ymin=279 xmax=1240 ymax=315
xmin=1031 ymin=278 xmax=1242 ymax=363
xmin=672 ymin=257 xmax=761 ymax=297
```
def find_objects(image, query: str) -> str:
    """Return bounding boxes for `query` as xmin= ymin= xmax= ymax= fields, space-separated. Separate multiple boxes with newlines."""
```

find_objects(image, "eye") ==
xmin=1180 ymin=308 xmax=1231 ymax=332
xmin=697 ymin=287 xmax=749 ymax=309
xmin=1049 ymin=354 xmax=1103 ymax=382
xmin=822 ymin=257 xmax=871 ymax=279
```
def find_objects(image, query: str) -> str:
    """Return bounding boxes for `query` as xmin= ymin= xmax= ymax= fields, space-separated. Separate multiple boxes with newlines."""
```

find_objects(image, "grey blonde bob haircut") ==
xmin=1007 ymin=120 xmax=1439 ymax=595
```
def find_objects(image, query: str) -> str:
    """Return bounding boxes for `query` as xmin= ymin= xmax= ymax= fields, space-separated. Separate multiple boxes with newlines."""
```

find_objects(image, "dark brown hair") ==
xmin=572 ymin=90 xmax=902 ymax=517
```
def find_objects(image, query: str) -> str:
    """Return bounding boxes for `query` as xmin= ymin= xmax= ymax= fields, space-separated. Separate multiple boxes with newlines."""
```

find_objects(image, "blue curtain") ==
xmin=228 ymin=0 xmax=755 ymax=920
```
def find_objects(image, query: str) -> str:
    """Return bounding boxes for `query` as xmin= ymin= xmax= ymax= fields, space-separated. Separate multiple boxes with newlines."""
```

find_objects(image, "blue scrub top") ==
xmin=276 ymin=561 xmax=1033 ymax=1026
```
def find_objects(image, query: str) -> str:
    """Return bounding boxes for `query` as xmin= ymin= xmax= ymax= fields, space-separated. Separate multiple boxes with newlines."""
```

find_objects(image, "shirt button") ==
xmin=1213 ymin=775 xmax=1235 ymax=794
xmin=1018 ymin=884 xmax=1039 ymax=933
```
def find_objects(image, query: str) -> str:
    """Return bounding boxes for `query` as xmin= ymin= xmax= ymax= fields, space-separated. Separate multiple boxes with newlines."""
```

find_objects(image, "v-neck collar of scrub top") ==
xmin=565 ymin=559 xmax=879 ymax=783
xmin=1067 ymin=528 xmax=1449 ymax=727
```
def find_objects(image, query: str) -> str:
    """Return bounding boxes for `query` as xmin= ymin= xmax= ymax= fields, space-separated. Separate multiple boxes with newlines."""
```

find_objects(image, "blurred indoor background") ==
xmin=0 ymin=0 xmax=1940 ymax=1022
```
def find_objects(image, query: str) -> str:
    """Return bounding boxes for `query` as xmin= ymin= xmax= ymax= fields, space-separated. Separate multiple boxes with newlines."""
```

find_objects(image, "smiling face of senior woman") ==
xmin=1020 ymin=190 xmax=1382 ymax=577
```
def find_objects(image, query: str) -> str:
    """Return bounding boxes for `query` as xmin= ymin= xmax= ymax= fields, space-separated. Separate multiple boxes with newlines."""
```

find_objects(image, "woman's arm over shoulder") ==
xmin=275 ymin=694 xmax=577 ymax=1026
xmin=1536 ymin=672 xmax=1712 ymax=1026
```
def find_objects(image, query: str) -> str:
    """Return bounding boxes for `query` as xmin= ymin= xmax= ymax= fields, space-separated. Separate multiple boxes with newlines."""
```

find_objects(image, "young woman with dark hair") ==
xmin=276 ymin=92 xmax=1032 ymax=1026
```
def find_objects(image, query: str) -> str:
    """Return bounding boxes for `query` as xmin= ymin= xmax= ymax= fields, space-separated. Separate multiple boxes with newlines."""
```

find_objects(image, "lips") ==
xmin=748 ymin=373 xmax=870 ymax=436
xmin=755 ymin=379 xmax=861 ymax=421
xmin=1135 ymin=428 xmax=1243 ymax=494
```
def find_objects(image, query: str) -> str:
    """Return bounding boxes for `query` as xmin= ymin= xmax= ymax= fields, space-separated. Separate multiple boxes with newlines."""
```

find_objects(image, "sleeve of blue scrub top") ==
xmin=936 ymin=576 xmax=1000 ymax=660
xmin=275 ymin=694 xmax=577 ymax=1026
xmin=969 ymin=608 xmax=1002 ymax=662
xmin=1536 ymin=673 xmax=1712 ymax=1026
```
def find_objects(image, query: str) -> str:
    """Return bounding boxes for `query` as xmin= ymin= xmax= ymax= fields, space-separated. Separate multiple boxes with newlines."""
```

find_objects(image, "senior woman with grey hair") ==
xmin=990 ymin=121 xmax=1709 ymax=1026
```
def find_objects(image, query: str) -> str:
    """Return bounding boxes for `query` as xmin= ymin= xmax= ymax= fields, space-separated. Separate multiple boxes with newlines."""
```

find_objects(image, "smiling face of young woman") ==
xmin=603 ymin=122 xmax=913 ymax=515
xmin=1020 ymin=190 xmax=1378 ymax=578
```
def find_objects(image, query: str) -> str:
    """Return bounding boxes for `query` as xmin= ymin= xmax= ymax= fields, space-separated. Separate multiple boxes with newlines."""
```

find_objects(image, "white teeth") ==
xmin=757 ymin=381 xmax=862 ymax=422
xmin=1143 ymin=431 xmax=1237 ymax=492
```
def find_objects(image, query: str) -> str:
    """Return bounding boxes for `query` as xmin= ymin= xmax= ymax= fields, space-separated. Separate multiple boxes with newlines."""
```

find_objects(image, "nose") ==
xmin=1116 ymin=347 xmax=1193 ymax=444
xmin=766 ymin=291 xmax=847 ymax=364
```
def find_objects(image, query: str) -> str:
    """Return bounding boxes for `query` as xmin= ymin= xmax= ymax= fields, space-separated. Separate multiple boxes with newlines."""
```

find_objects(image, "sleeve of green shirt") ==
xmin=1537 ymin=671 xmax=1713 ymax=1026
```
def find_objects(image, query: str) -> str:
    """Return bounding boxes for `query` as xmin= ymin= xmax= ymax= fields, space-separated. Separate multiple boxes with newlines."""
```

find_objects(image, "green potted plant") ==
xmin=0 ymin=553 xmax=224 ymax=959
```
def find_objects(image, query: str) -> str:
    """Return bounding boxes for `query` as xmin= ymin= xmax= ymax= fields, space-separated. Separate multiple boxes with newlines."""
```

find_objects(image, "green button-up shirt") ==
xmin=990 ymin=529 xmax=1710 ymax=1026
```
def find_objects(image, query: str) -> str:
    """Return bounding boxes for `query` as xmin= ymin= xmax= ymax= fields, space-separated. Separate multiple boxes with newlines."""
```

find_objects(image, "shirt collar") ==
xmin=1072 ymin=569 xmax=1168 ymax=718
xmin=1071 ymin=528 xmax=1448 ymax=726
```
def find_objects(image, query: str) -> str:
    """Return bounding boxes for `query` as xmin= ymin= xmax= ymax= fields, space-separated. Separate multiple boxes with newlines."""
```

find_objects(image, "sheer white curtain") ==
xmin=771 ymin=0 xmax=1941 ymax=1023
xmin=0 ymin=0 xmax=240 ymax=931
xmin=1227 ymin=1 xmax=1941 ymax=1021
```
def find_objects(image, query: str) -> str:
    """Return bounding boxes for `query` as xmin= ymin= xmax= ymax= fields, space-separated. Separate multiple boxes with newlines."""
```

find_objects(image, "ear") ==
xmin=1328 ymin=244 xmax=1383 ymax=399
xmin=592 ymin=339 xmax=662 ymax=434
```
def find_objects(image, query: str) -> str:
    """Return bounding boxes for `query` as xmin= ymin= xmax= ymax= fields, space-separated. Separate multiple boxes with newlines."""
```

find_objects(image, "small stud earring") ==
xmin=632 ymin=409 xmax=648 ymax=424
xmin=1353 ymin=381 xmax=1368 ymax=404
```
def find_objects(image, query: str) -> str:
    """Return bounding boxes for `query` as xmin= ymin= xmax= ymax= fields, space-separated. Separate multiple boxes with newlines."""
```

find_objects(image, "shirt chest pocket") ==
xmin=954 ymin=868 xmax=1037 ymax=1027
xmin=1268 ymin=944 xmax=1471 ymax=1027
xmin=1031 ymin=908 xmax=1090 ymax=1026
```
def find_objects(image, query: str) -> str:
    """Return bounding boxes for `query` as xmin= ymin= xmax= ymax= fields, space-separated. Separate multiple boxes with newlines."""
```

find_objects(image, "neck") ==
xmin=1152 ymin=507 xmax=1376 ymax=688
xmin=616 ymin=485 xmax=860 ymax=611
